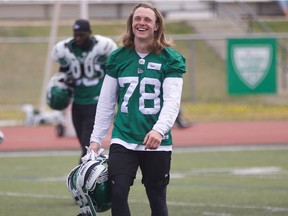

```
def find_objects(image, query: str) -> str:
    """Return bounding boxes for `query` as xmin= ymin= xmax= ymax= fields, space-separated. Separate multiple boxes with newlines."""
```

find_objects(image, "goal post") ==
xmin=39 ymin=1 xmax=62 ymax=113
xmin=80 ymin=0 xmax=89 ymax=20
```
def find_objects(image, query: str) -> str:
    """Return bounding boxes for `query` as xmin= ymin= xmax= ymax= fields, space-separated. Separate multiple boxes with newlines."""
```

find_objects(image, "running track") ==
xmin=0 ymin=121 xmax=288 ymax=151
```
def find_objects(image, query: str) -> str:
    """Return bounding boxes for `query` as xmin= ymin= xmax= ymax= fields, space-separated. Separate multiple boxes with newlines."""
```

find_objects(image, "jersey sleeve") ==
xmin=104 ymin=37 xmax=118 ymax=56
xmin=152 ymin=77 xmax=183 ymax=136
xmin=90 ymin=74 xmax=118 ymax=145
xmin=93 ymin=35 xmax=117 ymax=57
xmin=152 ymin=48 xmax=186 ymax=135
xmin=51 ymin=39 xmax=72 ymax=67
xmin=163 ymin=47 xmax=186 ymax=78
xmin=105 ymin=47 xmax=124 ymax=78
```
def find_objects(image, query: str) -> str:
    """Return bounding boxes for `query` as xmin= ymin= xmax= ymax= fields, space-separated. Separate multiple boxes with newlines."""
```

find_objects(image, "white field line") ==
xmin=0 ymin=166 xmax=287 ymax=183
xmin=171 ymin=166 xmax=288 ymax=178
xmin=203 ymin=212 xmax=232 ymax=216
xmin=0 ymin=150 xmax=81 ymax=158
xmin=0 ymin=191 xmax=288 ymax=213
xmin=0 ymin=167 xmax=287 ymax=182
xmin=0 ymin=191 xmax=70 ymax=200
xmin=1 ymin=144 xmax=288 ymax=158
xmin=173 ymin=144 xmax=288 ymax=153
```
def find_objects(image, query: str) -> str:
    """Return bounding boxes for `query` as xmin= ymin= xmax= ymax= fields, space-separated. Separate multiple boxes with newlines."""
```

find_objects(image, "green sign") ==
xmin=227 ymin=38 xmax=277 ymax=94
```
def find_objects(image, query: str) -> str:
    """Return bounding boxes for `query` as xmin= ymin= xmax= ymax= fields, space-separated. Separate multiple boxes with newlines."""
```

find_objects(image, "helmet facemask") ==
xmin=66 ymin=149 xmax=111 ymax=216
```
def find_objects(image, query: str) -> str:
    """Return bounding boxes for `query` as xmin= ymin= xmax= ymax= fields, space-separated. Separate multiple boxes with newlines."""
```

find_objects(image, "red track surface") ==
xmin=0 ymin=121 xmax=288 ymax=152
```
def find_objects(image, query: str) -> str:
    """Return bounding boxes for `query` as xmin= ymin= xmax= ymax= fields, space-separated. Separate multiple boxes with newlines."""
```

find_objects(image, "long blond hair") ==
xmin=122 ymin=2 xmax=173 ymax=54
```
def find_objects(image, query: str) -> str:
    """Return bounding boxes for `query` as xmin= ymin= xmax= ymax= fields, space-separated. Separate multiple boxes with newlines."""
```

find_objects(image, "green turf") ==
xmin=0 ymin=147 xmax=288 ymax=216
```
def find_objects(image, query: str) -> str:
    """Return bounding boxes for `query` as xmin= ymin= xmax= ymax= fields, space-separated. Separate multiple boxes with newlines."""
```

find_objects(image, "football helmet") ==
xmin=66 ymin=149 xmax=111 ymax=216
xmin=46 ymin=73 xmax=72 ymax=110
xmin=0 ymin=130 xmax=5 ymax=144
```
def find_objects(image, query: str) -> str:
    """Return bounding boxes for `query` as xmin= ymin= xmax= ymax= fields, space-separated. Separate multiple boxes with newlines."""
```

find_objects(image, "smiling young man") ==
xmin=89 ymin=3 xmax=186 ymax=216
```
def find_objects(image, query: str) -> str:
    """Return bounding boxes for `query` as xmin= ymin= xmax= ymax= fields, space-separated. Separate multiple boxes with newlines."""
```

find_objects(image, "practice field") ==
xmin=0 ymin=146 xmax=288 ymax=216
xmin=0 ymin=123 xmax=288 ymax=216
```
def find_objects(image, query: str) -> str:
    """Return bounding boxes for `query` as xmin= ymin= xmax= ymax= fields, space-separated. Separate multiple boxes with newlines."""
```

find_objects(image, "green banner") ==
xmin=227 ymin=38 xmax=277 ymax=94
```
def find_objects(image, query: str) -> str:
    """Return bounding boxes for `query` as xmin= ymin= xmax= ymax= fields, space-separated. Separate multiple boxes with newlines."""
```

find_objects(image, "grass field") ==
xmin=0 ymin=146 xmax=288 ymax=216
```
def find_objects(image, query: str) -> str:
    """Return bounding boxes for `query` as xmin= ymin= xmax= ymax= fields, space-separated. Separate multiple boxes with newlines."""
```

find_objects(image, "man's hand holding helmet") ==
xmin=89 ymin=142 xmax=101 ymax=154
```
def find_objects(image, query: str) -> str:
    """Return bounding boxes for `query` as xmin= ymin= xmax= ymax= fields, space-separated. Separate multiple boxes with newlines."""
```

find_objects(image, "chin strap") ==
xmin=78 ymin=195 xmax=98 ymax=216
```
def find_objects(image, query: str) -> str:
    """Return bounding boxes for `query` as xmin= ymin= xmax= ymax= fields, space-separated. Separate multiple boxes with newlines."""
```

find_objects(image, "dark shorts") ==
xmin=108 ymin=144 xmax=171 ymax=188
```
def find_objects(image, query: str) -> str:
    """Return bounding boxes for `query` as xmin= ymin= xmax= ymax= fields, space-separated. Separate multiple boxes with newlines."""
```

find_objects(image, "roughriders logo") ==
xmin=232 ymin=45 xmax=272 ymax=89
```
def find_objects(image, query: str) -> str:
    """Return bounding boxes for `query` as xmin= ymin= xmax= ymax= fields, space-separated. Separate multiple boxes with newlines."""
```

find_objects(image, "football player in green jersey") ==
xmin=89 ymin=3 xmax=186 ymax=216
xmin=51 ymin=19 xmax=117 ymax=163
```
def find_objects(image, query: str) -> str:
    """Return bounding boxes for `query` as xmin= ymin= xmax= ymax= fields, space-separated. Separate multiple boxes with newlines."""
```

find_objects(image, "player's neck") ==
xmin=134 ymin=39 xmax=151 ymax=54
xmin=75 ymin=39 xmax=92 ymax=51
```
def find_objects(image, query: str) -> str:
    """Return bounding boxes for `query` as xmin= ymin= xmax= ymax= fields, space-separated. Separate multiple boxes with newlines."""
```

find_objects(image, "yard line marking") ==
xmin=203 ymin=212 xmax=232 ymax=216
xmin=0 ymin=175 xmax=67 ymax=182
xmin=0 ymin=164 xmax=287 ymax=182
xmin=1 ymin=144 xmax=288 ymax=158
xmin=232 ymin=167 xmax=282 ymax=175
xmin=170 ymin=166 xmax=288 ymax=180
xmin=0 ymin=150 xmax=81 ymax=158
xmin=165 ymin=201 xmax=288 ymax=212
xmin=0 ymin=191 xmax=70 ymax=200
xmin=0 ymin=165 xmax=287 ymax=182
xmin=173 ymin=145 xmax=288 ymax=153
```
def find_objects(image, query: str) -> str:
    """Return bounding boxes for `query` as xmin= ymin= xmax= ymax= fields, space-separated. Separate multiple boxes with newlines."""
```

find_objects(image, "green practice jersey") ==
xmin=52 ymin=35 xmax=117 ymax=105
xmin=106 ymin=47 xmax=186 ymax=146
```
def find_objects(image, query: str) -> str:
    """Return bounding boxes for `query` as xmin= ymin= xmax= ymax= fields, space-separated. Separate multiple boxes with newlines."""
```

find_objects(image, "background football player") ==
xmin=51 ymin=19 xmax=117 ymax=163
